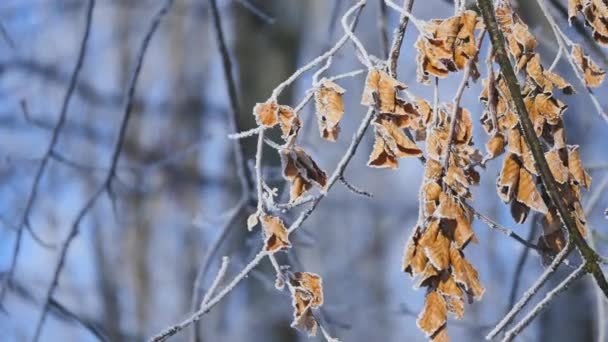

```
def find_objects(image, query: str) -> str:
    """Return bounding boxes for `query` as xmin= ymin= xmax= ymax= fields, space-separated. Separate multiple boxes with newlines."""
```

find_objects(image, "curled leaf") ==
xmin=315 ymin=79 xmax=346 ymax=141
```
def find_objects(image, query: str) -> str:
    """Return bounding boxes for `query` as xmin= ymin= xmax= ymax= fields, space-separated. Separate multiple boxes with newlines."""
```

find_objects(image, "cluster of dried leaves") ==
xmin=244 ymin=3 xmax=605 ymax=341
xmin=248 ymin=76 xmax=351 ymax=335
xmin=415 ymin=10 xmax=482 ymax=84
xmin=569 ymin=0 xmax=608 ymax=46
xmin=480 ymin=3 xmax=605 ymax=255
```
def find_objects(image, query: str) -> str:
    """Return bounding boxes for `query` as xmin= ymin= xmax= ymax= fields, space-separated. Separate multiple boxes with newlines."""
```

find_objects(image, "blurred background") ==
xmin=0 ymin=0 xmax=607 ymax=341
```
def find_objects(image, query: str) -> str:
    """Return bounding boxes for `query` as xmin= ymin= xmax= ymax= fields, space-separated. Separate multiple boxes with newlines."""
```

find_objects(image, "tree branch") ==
xmin=30 ymin=0 xmax=176 ymax=340
xmin=0 ymin=0 xmax=96 ymax=307
xmin=478 ymin=0 xmax=608 ymax=302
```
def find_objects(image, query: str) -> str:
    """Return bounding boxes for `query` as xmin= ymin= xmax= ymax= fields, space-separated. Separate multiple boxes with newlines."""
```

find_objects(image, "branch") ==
xmin=501 ymin=264 xmax=587 ymax=342
xmin=478 ymin=0 xmax=608 ymax=305
xmin=30 ymin=0 xmax=176 ymax=340
xmin=0 ymin=0 xmax=96 ymax=307
xmin=486 ymin=243 xmax=572 ymax=339
xmin=148 ymin=250 xmax=269 ymax=342
xmin=387 ymin=0 xmax=414 ymax=77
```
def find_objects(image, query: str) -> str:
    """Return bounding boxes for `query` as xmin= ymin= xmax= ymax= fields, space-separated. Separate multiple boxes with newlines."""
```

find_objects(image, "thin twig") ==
xmin=486 ymin=242 xmax=572 ymax=339
xmin=501 ymin=264 xmax=587 ymax=342
xmin=387 ymin=0 xmax=414 ymax=77
xmin=190 ymin=1 xmax=254 ymax=337
xmin=340 ymin=176 xmax=373 ymax=198
xmin=30 ymin=0 xmax=175 ymax=340
xmin=148 ymin=250 xmax=269 ymax=342
xmin=0 ymin=0 xmax=96 ymax=307
xmin=377 ymin=0 xmax=390 ymax=59
xmin=469 ymin=206 xmax=543 ymax=251
xmin=506 ymin=215 xmax=540 ymax=312
xmin=200 ymin=256 xmax=231 ymax=305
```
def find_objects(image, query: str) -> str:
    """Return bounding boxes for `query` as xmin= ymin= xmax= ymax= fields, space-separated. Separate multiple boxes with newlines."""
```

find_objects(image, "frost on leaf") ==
xmin=260 ymin=215 xmax=290 ymax=252
xmin=278 ymin=105 xmax=302 ymax=145
xmin=367 ymin=116 xmax=422 ymax=168
xmin=571 ymin=44 xmax=606 ymax=87
xmin=417 ymin=291 xmax=447 ymax=337
xmin=254 ymin=101 xmax=279 ymax=127
xmin=568 ymin=145 xmax=592 ymax=189
xmin=480 ymin=1 xmax=591 ymax=255
xmin=280 ymin=147 xmax=328 ymax=202
xmin=315 ymin=79 xmax=346 ymax=141
xmin=415 ymin=10 xmax=481 ymax=84
xmin=361 ymin=68 xmax=406 ymax=113
xmin=289 ymin=272 xmax=324 ymax=336
xmin=568 ymin=0 xmax=608 ymax=46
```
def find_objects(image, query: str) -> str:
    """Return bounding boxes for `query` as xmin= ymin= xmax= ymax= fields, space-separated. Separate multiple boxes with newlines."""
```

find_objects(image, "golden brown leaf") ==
xmin=571 ymin=44 xmax=606 ymax=87
xmin=361 ymin=68 xmax=406 ymax=113
xmin=417 ymin=291 xmax=448 ymax=337
xmin=534 ymin=93 xmax=566 ymax=125
xmin=484 ymin=133 xmax=505 ymax=162
xmin=449 ymin=246 xmax=485 ymax=299
xmin=315 ymin=79 xmax=346 ymax=141
xmin=497 ymin=153 xmax=521 ymax=202
xmin=517 ymin=167 xmax=549 ymax=214
xmin=546 ymin=149 xmax=569 ymax=184
xmin=568 ymin=145 xmax=592 ymax=188
xmin=253 ymin=101 xmax=279 ymax=127
xmin=261 ymin=215 xmax=291 ymax=252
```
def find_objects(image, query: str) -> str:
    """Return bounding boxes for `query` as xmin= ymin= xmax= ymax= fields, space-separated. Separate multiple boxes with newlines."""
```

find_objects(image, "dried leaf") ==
xmin=534 ymin=93 xmax=566 ymax=125
xmin=417 ymin=291 xmax=447 ymax=337
xmin=361 ymin=68 xmax=406 ymax=113
xmin=517 ymin=167 xmax=548 ymax=214
xmin=278 ymin=105 xmax=301 ymax=144
xmin=497 ymin=153 xmax=521 ymax=202
xmin=568 ymin=145 xmax=592 ymax=188
xmin=254 ymin=101 xmax=279 ymax=127
xmin=315 ymin=79 xmax=346 ymax=141
xmin=281 ymin=148 xmax=327 ymax=201
xmin=484 ymin=133 xmax=505 ymax=162
xmin=449 ymin=246 xmax=485 ymax=299
xmin=546 ymin=149 xmax=569 ymax=184
xmin=572 ymin=44 xmax=606 ymax=87
xmin=261 ymin=215 xmax=291 ymax=252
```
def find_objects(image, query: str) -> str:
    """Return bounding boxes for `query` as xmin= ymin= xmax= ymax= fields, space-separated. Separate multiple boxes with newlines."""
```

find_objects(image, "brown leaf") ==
xmin=437 ymin=274 xmax=464 ymax=298
xmin=291 ymin=292 xmax=317 ymax=336
xmin=291 ymin=272 xmax=324 ymax=308
xmin=403 ymin=226 xmax=427 ymax=276
xmin=568 ymin=145 xmax=592 ymax=188
xmin=484 ymin=133 xmax=505 ymax=162
xmin=368 ymin=135 xmax=398 ymax=169
xmin=436 ymin=192 xmax=463 ymax=220
xmin=261 ymin=215 xmax=291 ymax=252
xmin=417 ymin=291 xmax=448 ymax=337
xmin=571 ymin=44 xmax=606 ymax=87
xmin=517 ymin=167 xmax=549 ymax=214
xmin=278 ymin=105 xmax=301 ymax=144
xmin=361 ymin=68 xmax=406 ymax=113
xmin=254 ymin=101 xmax=279 ymax=127
xmin=280 ymin=148 xmax=327 ymax=201
xmin=315 ymin=79 xmax=346 ymax=141
xmin=546 ymin=149 xmax=569 ymax=184
xmin=534 ymin=93 xmax=566 ymax=125
xmin=497 ymin=153 xmax=521 ymax=202
xmin=449 ymin=246 xmax=484 ymax=299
